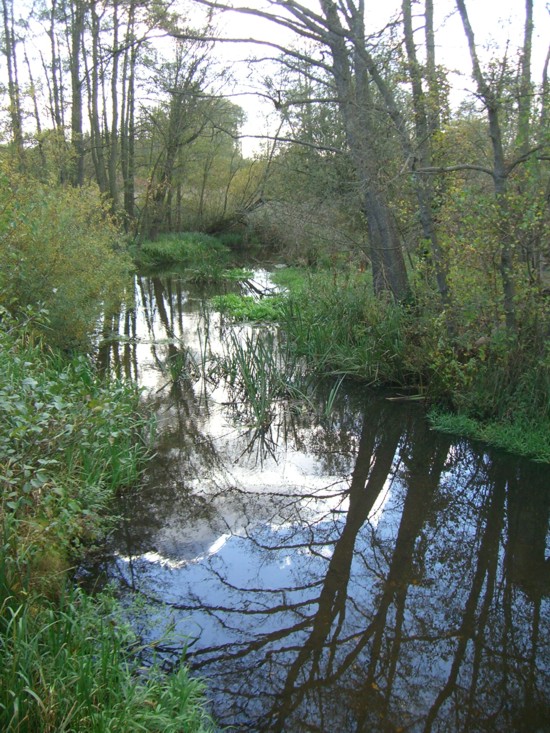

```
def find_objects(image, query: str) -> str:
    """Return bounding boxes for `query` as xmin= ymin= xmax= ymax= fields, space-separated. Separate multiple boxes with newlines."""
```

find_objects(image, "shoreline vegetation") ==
xmin=0 ymin=183 xmax=219 ymax=731
xmin=130 ymin=233 xmax=549 ymax=463
xmin=1 ymin=0 xmax=548 ymax=724
xmin=0 ymin=308 xmax=216 ymax=732
xmin=0 ymin=211 xmax=547 ymax=727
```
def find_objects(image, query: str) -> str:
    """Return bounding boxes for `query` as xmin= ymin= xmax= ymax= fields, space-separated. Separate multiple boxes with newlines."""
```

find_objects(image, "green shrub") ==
xmin=0 ymin=308 xmax=151 ymax=584
xmin=0 ymin=166 xmax=131 ymax=351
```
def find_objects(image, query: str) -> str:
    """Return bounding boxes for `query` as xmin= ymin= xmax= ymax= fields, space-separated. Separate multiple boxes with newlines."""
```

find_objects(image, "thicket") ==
xmin=269 ymin=267 xmax=550 ymax=463
xmin=0 ymin=166 xmax=131 ymax=352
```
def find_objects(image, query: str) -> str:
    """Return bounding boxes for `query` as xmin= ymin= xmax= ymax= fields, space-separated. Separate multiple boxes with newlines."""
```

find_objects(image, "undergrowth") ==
xmin=0 ymin=567 xmax=215 ymax=733
xmin=0 ymin=308 xmax=151 ymax=580
xmin=273 ymin=267 xmax=550 ymax=462
xmin=135 ymin=232 xmax=231 ymax=282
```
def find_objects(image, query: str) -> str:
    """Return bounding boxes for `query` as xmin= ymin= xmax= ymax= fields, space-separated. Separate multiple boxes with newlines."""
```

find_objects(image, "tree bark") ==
xmin=1 ymin=0 xmax=24 ymax=167
xmin=120 ymin=0 xmax=137 ymax=224
xmin=70 ymin=0 xmax=85 ymax=185
xmin=455 ymin=0 xmax=517 ymax=333
xmin=402 ymin=0 xmax=449 ymax=305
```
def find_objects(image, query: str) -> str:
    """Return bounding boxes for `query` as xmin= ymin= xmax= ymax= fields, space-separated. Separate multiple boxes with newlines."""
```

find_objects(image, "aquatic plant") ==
xmin=210 ymin=292 xmax=285 ymax=322
xmin=215 ymin=327 xmax=311 ymax=429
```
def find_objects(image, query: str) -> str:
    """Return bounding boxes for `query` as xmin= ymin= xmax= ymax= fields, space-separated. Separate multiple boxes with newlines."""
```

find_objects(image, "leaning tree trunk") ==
xmin=322 ymin=0 xmax=409 ymax=301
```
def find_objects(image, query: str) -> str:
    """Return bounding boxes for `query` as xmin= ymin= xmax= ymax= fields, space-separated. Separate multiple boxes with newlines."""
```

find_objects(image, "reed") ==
xmin=0 ymin=574 xmax=215 ymax=732
xmin=216 ymin=327 xmax=312 ymax=428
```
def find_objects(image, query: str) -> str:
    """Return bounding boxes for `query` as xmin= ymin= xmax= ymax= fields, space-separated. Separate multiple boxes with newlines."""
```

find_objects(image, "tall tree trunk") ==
xmin=120 ymin=1 xmax=137 ymax=224
xmin=87 ymin=1 xmax=109 ymax=192
xmin=321 ymin=0 xmax=409 ymax=300
xmin=424 ymin=0 xmax=440 ymax=136
xmin=108 ymin=0 xmax=120 ymax=207
xmin=70 ymin=0 xmax=85 ymax=185
xmin=456 ymin=0 xmax=517 ymax=333
xmin=23 ymin=45 xmax=47 ymax=170
xmin=48 ymin=0 xmax=64 ymax=131
xmin=402 ymin=0 xmax=449 ymax=305
xmin=517 ymin=0 xmax=533 ymax=156
xmin=1 ymin=0 xmax=24 ymax=167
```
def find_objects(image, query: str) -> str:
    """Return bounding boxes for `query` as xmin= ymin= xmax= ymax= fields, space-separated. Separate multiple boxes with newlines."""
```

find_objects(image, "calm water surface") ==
xmin=95 ymin=272 xmax=550 ymax=732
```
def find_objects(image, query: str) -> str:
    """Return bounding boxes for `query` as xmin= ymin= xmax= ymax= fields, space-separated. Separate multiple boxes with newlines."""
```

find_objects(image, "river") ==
xmin=93 ymin=270 xmax=550 ymax=732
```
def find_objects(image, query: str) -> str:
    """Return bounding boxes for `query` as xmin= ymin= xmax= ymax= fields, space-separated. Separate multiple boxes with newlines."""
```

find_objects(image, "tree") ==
xmin=139 ymin=39 xmax=214 ymax=236
xmin=189 ymin=0 xmax=411 ymax=300
xmin=455 ymin=0 xmax=540 ymax=333
xmin=1 ymin=0 xmax=24 ymax=167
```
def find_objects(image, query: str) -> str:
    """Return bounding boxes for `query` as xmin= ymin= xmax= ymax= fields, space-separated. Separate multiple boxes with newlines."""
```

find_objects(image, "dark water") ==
xmin=96 ymin=273 xmax=550 ymax=732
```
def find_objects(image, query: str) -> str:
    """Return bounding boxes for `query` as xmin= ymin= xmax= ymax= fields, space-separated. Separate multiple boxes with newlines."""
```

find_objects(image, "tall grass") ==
xmin=279 ymin=270 xmax=407 ymax=384
xmin=0 ymin=565 xmax=215 ymax=732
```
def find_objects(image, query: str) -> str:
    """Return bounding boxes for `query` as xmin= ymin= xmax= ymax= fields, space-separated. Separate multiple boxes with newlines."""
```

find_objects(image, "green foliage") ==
xmin=210 ymin=292 xmax=284 ymax=322
xmin=0 ymin=579 xmax=215 ymax=733
xmin=0 ymin=166 xmax=132 ymax=351
xmin=0 ymin=308 xmax=216 ymax=733
xmin=135 ymin=232 xmax=231 ymax=281
xmin=214 ymin=328 xmax=310 ymax=429
xmin=428 ymin=410 xmax=550 ymax=463
xmin=279 ymin=270 xmax=407 ymax=383
xmin=0 ymin=307 xmax=151 ymax=584
xmin=275 ymin=265 xmax=550 ymax=461
xmin=270 ymin=266 xmax=310 ymax=292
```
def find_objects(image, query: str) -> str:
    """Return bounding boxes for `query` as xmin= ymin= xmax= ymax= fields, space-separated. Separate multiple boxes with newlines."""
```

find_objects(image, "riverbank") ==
xmin=0 ymin=309 xmax=216 ymax=732
xmin=209 ymin=263 xmax=549 ymax=463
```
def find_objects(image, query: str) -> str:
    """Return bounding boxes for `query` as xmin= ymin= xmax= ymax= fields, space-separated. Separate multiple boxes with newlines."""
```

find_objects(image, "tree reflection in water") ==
xmin=98 ymin=274 xmax=550 ymax=733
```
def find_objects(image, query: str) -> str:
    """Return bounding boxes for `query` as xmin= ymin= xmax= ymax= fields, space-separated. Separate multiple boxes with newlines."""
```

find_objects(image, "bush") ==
xmin=0 ymin=308 xmax=151 ymax=587
xmin=0 ymin=166 xmax=131 ymax=351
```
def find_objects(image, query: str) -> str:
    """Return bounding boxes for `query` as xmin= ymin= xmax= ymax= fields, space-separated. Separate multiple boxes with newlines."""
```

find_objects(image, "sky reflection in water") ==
xmin=98 ymin=273 xmax=550 ymax=733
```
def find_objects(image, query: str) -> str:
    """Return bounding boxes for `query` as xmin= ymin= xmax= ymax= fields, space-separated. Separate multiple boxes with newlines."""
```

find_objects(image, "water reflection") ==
xmin=97 ymin=273 xmax=550 ymax=732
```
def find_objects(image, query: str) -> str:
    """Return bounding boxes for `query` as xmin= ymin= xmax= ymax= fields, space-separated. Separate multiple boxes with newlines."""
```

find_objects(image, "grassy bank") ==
xmin=0 ymin=310 xmax=216 ymax=732
xmin=266 ymin=267 xmax=550 ymax=462
xmin=134 ymin=232 xmax=232 ymax=282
